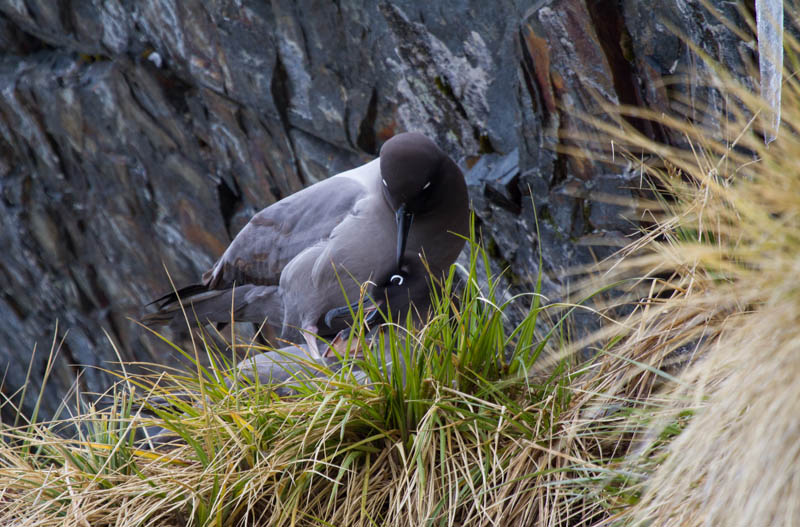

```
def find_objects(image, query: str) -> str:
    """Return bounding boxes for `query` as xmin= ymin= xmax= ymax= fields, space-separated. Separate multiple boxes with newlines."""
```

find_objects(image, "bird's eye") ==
xmin=422 ymin=181 xmax=431 ymax=190
xmin=390 ymin=274 xmax=404 ymax=286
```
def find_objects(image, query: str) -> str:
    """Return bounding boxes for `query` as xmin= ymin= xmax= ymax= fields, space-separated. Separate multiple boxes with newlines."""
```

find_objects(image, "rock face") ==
xmin=0 ymin=0 xmax=751 ymax=422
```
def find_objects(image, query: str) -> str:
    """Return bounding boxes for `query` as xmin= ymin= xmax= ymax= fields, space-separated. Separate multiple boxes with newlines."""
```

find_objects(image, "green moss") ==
xmin=433 ymin=75 xmax=455 ymax=99
xmin=477 ymin=133 xmax=495 ymax=154
xmin=619 ymin=25 xmax=635 ymax=63
xmin=78 ymin=53 xmax=111 ymax=64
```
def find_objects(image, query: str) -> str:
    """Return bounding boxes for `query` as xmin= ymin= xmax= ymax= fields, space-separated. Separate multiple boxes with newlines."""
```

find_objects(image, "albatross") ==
xmin=144 ymin=132 xmax=469 ymax=357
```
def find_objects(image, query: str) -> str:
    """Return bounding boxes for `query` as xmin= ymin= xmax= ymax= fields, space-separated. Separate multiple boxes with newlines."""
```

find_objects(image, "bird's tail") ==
xmin=142 ymin=284 xmax=227 ymax=327
xmin=142 ymin=283 xmax=283 ymax=330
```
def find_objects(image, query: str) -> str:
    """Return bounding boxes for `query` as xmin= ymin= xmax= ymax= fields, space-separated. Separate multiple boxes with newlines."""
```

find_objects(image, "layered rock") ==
xmin=0 ymin=0 xmax=751 ymax=422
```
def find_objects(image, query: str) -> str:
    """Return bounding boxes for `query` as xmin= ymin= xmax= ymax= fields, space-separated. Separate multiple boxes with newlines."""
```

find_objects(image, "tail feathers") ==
xmin=147 ymin=284 xmax=210 ymax=309
xmin=142 ymin=284 xmax=283 ymax=330
xmin=142 ymin=286 xmax=233 ymax=327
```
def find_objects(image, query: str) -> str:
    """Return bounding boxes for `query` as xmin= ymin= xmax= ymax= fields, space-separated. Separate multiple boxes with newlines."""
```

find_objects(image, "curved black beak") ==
xmin=395 ymin=204 xmax=414 ymax=269
xmin=324 ymin=299 xmax=382 ymax=329
xmin=324 ymin=301 xmax=356 ymax=329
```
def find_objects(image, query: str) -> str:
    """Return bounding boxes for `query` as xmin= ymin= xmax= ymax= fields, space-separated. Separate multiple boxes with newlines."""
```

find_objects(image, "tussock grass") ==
xmin=553 ymin=14 xmax=800 ymax=526
xmin=615 ymin=110 xmax=800 ymax=524
xmin=0 ymin=224 xmax=603 ymax=526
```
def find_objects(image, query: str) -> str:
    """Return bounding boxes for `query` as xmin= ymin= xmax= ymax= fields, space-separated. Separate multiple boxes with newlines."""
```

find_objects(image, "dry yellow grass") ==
xmin=618 ymin=117 xmax=800 ymax=526
xmin=553 ymin=16 xmax=800 ymax=526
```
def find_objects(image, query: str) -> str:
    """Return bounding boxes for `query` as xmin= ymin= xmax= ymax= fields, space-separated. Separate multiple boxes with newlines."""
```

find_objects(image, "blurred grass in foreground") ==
xmin=556 ymin=10 xmax=800 ymax=526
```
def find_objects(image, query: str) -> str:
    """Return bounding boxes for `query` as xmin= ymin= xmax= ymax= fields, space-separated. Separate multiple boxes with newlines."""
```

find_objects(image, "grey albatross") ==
xmin=236 ymin=262 xmax=430 ymax=392
xmin=144 ymin=132 xmax=469 ymax=357
xmin=140 ymin=265 xmax=428 ymax=448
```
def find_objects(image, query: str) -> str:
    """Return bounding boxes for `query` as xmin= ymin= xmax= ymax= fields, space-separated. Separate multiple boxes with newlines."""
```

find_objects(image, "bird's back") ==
xmin=202 ymin=163 xmax=377 ymax=290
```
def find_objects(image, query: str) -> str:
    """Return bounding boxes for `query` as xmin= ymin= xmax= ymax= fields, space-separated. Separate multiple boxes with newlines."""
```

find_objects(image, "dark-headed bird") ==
xmin=144 ymin=132 xmax=469 ymax=357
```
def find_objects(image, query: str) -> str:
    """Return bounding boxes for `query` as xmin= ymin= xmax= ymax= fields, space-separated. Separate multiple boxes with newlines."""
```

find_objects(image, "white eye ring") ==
xmin=390 ymin=274 xmax=404 ymax=286
xmin=422 ymin=181 xmax=431 ymax=190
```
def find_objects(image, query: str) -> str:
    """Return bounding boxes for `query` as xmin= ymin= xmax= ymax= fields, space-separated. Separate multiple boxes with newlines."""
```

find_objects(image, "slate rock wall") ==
xmin=0 ymin=0 xmax=752 ymax=422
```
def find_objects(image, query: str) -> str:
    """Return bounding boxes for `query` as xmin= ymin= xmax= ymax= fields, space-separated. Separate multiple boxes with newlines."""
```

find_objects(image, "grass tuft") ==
xmin=0 ymin=222 xmax=594 ymax=527
xmin=550 ymin=12 xmax=800 ymax=526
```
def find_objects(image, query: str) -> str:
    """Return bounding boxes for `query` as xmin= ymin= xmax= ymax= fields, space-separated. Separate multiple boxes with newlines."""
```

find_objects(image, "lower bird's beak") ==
xmin=324 ymin=299 xmax=384 ymax=329
xmin=395 ymin=204 xmax=414 ymax=269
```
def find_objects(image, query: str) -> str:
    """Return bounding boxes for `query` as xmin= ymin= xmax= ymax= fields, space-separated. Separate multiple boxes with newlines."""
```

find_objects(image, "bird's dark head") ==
xmin=322 ymin=261 xmax=431 ymax=331
xmin=379 ymin=132 xmax=459 ymax=215
xmin=369 ymin=260 xmax=432 ymax=323
xmin=379 ymin=132 xmax=464 ymax=269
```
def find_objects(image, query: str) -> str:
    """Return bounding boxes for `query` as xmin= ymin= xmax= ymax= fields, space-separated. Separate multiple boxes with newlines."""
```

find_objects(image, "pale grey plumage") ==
xmin=144 ymin=133 xmax=469 ymax=357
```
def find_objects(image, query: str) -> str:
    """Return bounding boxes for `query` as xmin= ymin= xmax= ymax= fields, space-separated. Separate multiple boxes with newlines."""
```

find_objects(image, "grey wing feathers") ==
xmin=203 ymin=177 xmax=365 ymax=289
